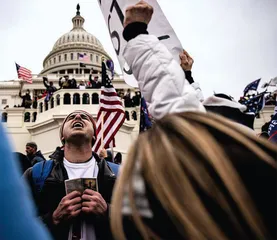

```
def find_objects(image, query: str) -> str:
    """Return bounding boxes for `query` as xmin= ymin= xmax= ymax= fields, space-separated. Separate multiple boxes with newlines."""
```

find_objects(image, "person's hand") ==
xmin=180 ymin=50 xmax=194 ymax=71
xmin=43 ymin=76 xmax=48 ymax=82
xmin=52 ymin=191 xmax=82 ymax=225
xmin=124 ymin=0 xmax=154 ymax=28
xmin=99 ymin=149 xmax=107 ymax=159
xmin=81 ymin=189 xmax=107 ymax=215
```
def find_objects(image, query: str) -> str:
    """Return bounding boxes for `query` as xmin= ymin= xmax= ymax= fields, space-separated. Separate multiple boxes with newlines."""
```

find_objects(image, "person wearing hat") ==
xmin=59 ymin=75 xmax=72 ymax=89
xmin=24 ymin=110 xmax=116 ymax=240
xmin=25 ymin=142 xmax=45 ymax=166
xmin=78 ymin=80 xmax=87 ymax=90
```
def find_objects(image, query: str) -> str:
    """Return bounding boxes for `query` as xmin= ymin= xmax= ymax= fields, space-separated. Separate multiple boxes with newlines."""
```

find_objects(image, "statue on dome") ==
xmin=77 ymin=4 xmax=80 ymax=15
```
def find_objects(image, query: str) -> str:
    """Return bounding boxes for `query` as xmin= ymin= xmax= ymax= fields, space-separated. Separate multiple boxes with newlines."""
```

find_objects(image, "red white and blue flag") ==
xmin=92 ymin=61 xmax=125 ymax=154
xmin=15 ymin=63 xmax=32 ymax=83
xmin=78 ymin=53 xmax=89 ymax=62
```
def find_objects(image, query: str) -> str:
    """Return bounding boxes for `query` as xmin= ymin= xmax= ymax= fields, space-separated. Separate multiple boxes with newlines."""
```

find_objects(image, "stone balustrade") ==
xmin=2 ymin=88 xmax=140 ymax=125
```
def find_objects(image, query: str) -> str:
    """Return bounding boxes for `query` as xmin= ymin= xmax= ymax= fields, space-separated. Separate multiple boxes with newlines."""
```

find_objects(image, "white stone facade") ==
xmin=0 ymin=6 xmax=139 ymax=160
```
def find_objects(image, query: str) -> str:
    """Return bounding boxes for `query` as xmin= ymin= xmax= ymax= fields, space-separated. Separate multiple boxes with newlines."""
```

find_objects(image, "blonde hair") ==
xmin=111 ymin=112 xmax=276 ymax=240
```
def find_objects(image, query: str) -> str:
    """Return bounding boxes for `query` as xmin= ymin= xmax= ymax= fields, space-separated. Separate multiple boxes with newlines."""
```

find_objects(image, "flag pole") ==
xmin=110 ymin=141 xmax=114 ymax=162
xmin=101 ymin=111 xmax=104 ymax=149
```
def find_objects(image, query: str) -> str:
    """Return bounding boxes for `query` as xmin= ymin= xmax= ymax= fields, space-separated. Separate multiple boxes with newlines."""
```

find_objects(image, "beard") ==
xmin=26 ymin=152 xmax=33 ymax=157
xmin=65 ymin=132 xmax=92 ymax=147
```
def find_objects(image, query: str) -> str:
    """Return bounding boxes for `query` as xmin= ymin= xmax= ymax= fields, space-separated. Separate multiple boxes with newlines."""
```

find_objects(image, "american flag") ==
xmin=92 ymin=61 xmax=125 ymax=154
xmin=15 ymin=63 xmax=32 ymax=83
xmin=78 ymin=53 xmax=89 ymax=62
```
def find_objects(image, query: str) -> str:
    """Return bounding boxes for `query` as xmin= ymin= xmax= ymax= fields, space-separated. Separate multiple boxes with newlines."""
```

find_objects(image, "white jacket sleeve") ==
xmin=191 ymin=82 xmax=204 ymax=102
xmin=123 ymin=35 xmax=206 ymax=119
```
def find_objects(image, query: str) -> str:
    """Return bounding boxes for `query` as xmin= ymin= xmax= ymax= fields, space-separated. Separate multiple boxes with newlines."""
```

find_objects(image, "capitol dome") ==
xmin=41 ymin=4 xmax=110 ymax=75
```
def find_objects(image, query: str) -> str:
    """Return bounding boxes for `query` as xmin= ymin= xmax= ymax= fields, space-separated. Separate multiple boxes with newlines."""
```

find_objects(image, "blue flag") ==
xmin=243 ymin=79 xmax=261 ymax=96
xmin=240 ymin=93 xmax=265 ymax=115
xmin=268 ymin=113 xmax=277 ymax=143
xmin=140 ymin=97 xmax=152 ymax=132
xmin=106 ymin=60 xmax=114 ymax=78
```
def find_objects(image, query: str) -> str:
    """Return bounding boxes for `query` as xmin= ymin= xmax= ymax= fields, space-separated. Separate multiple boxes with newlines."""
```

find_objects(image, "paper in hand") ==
xmin=65 ymin=178 xmax=98 ymax=194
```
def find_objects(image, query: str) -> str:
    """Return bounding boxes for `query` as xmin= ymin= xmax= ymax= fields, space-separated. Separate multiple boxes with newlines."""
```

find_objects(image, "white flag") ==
xmin=269 ymin=77 xmax=277 ymax=86
xmin=97 ymin=0 xmax=183 ymax=87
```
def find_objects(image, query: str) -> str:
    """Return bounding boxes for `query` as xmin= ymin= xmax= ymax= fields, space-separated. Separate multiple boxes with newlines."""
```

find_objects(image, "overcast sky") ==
xmin=0 ymin=0 xmax=276 ymax=99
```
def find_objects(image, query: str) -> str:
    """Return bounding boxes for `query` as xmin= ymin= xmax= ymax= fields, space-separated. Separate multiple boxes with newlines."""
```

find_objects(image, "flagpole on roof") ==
xmin=78 ymin=53 xmax=80 ymax=77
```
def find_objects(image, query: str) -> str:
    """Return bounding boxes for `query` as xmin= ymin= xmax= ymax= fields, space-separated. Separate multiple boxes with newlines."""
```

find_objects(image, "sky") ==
xmin=0 ymin=0 xmax=276 ymax=99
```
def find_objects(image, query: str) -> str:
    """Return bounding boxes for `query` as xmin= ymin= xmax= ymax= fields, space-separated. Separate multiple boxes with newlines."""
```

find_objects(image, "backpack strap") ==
xmin=107 ymin=162 xmax=120 ymax=176
xmin=92 ymin=151 xmax=119 ymax=176
xmin=32 ymin=160 xmax=54 ymax=192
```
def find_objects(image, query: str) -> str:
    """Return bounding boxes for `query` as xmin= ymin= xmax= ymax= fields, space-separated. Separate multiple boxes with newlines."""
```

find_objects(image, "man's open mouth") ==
xmin=72 ymin=122 xmax=84 ymax=128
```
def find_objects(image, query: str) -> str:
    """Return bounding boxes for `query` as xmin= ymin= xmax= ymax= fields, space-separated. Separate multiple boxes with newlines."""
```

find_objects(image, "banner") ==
xmin=268 ymin=113 xmax=277 ymax=143
xmin=97 ymin=0 xmax=183 ymax=87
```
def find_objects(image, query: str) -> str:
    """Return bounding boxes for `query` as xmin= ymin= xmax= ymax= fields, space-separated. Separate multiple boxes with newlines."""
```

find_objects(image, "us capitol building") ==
xmin=0 ymin=5 xmax=274 ymax=159
xmin=0 ymin=5 xmax=139 ymax=159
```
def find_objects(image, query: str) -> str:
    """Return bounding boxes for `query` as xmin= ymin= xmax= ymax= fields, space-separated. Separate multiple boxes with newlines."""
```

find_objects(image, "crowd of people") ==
xmin=2 ymin=1 xmax=277 ymax=240
xmin=16 ymin=69 xmax=142 ymax=109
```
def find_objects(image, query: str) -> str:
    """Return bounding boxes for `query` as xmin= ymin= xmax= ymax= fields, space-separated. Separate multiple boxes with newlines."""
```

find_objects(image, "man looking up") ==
xmin=24 ymin=110 xmax=116 ymax=240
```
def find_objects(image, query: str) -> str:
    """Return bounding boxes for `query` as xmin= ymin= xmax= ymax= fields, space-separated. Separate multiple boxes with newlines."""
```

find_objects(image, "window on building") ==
xmin=64 ymin=54 xmax=67 ymax=61
xmin=90 ymin=54 xmax=93 ymax=61
xmin=54 ymin=58 xmax=56 ymax=64
xmin=96 ymin=55 xmax=99 ymax=63
xmin=71 ymin=53 xmax=74 ymax=60
xmin=2 ymin=99 xmax=7 ymax=105
xmin=58 ymin=55 xmax=61 ymax=62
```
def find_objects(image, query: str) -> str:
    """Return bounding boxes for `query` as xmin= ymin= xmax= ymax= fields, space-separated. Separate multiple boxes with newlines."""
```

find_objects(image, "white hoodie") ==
xmin=123 ymin=35 xmax=205 ymax=119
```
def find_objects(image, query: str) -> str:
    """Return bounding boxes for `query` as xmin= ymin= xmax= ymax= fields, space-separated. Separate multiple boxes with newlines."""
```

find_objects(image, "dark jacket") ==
xmin=89 ymin=75 xmax=101 ymax=89
xmin=13 ymin=152 xmax=32 ymax=175
xmin=19 ymin=92 xmax=32 ymax=108
xmin=28 ymin=150 xmax=46 ymax=166
xmin=203 ymin=95 xmax=255 ymax=129
xmin=43 ymin=78 xmax=57 ymax=94
xmin=24 ymin=149 xmax=116 ymax=240
xmin=59 ymin=77 xmax=77 ymax=89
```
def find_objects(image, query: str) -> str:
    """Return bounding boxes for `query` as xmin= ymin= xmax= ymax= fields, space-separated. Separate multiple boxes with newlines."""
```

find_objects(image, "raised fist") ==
xmin=124 ymin=1 xmax=154 ymax=28
xmin=180 ymin=50 xmax=194 ymax=71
